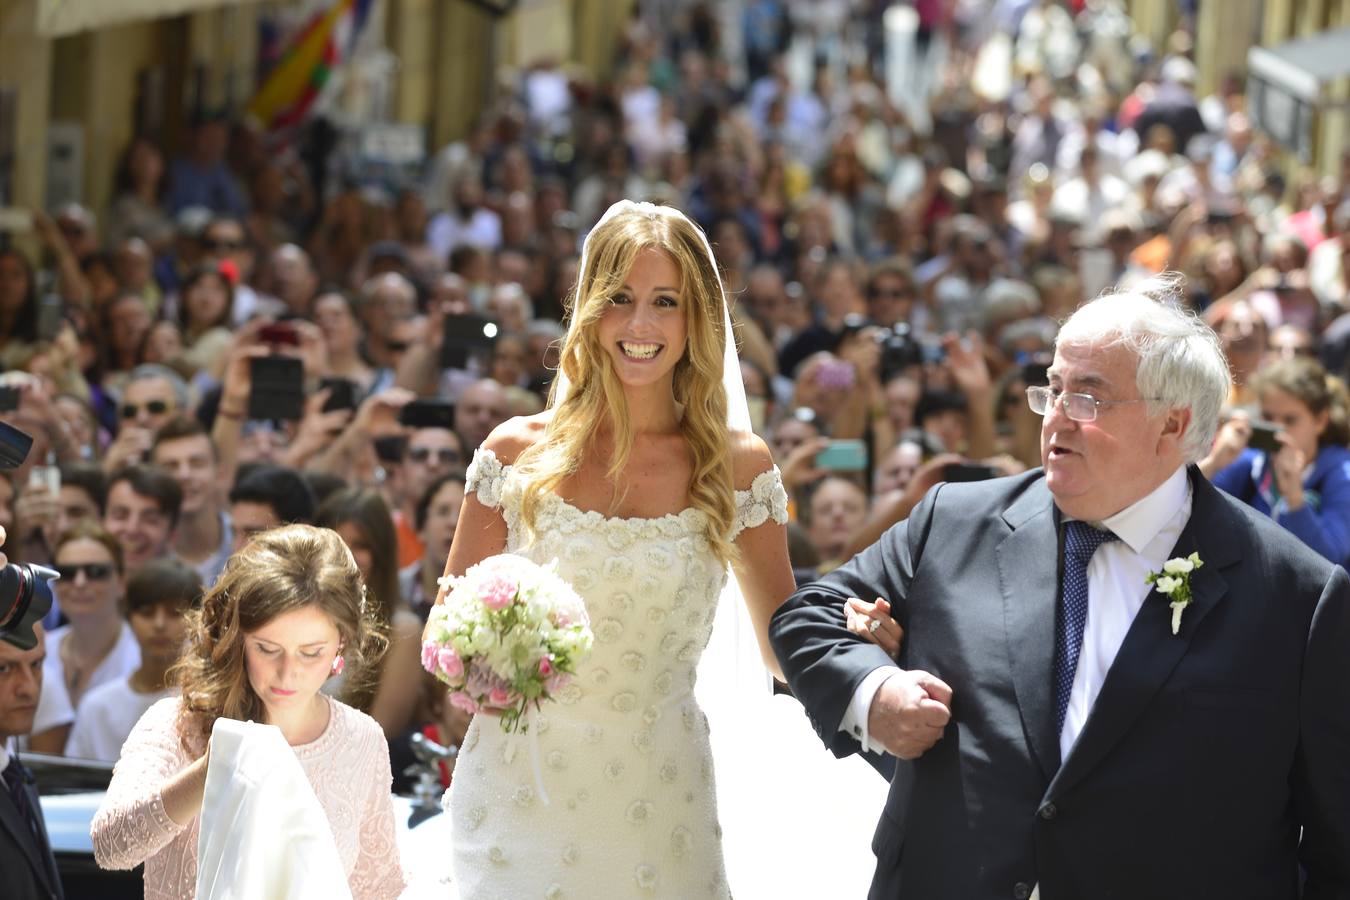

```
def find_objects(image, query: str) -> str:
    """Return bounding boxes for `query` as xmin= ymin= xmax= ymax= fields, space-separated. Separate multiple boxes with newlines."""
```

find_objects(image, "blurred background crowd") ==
xmin=1 ymin=0 xmax=1349 ymax=792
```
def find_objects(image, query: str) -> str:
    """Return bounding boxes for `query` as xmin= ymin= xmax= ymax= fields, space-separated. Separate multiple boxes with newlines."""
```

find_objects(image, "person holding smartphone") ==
xmin=1200 ymin=357 xmax=1350 ymax=564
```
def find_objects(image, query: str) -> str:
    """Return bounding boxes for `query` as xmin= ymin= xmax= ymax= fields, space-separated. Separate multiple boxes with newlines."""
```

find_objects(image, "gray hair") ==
xmin=360 ymin=272 xmax=417 ymax=308
xmin=1056 ymin=273 xmax=1231 ymax=462
xmin=126 ymin=363 xmax=190 ymax=410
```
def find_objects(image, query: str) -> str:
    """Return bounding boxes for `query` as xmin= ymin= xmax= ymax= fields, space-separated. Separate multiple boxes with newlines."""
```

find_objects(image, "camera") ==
xmin=0 ymin=421 xmax=58 ymax=650
xmin=875 ymin=323 xmax=924 ymax=379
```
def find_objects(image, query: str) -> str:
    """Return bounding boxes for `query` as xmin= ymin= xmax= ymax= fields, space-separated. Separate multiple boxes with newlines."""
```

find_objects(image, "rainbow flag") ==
xmin=246 ymin=0 xmax=373 ymax=135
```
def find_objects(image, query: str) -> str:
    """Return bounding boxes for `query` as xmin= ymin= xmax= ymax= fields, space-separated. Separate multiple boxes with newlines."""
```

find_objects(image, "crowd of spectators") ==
xmin=2 ymin=0 xmax=1348 ymax=772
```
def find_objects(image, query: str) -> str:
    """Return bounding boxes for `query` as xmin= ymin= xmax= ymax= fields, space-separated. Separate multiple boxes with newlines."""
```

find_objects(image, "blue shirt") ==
xmin=1212 ymin=444 xmax=1350 ymax=565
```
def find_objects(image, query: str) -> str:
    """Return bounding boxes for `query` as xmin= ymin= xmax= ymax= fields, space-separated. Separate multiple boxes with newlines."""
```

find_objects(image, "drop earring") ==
xmin=331 ymin=655 xmax=345 ymax=677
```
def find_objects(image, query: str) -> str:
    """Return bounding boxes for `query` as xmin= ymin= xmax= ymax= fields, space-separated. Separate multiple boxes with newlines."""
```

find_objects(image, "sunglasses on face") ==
xmin=55 ymin=562 xmax=115 ymax=582
xmin=122 ymin=400 xmax=170 ymax=419
xmin=407 ymin=447 xmax=460 ymax=465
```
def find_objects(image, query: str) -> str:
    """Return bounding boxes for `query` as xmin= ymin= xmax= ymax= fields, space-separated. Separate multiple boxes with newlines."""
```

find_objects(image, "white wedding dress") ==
xmin=445 ymin=449 xmax=885 ymax=899
xmin=448 ymin=448 xmax=783 ymax=898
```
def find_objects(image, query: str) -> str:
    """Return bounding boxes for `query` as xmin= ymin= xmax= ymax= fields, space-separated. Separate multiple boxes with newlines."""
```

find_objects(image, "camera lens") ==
xmin=0 ymin=563 xmax=58 ymax=651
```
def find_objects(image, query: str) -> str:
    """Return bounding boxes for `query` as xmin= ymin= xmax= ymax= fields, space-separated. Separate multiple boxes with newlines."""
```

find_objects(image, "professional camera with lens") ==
xmin=0 ymin=421 xmax=58 ymax=650
xmin=876 ymin=323 xmax=925 ymax=380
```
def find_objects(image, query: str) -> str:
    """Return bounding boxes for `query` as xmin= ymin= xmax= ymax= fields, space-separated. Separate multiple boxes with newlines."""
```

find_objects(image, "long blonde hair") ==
xmin=172 ymin=525 xmax=388 ymax=754
xmin=514 ymin=204 xmax=738 ymax=566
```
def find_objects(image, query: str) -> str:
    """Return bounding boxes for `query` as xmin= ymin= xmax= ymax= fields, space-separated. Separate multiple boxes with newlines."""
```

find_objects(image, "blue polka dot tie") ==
xmin=1053 ymin=521 xmax=1119 ymax=736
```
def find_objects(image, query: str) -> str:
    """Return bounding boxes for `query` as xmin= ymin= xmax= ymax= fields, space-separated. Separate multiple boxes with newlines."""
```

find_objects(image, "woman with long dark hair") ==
xmin=316 ymin=487 xmax=423 ymax=737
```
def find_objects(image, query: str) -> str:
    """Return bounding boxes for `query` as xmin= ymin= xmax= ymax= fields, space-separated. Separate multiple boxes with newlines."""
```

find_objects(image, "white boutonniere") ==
xmin=1146 ymin=552 xmax=1203 ymax=635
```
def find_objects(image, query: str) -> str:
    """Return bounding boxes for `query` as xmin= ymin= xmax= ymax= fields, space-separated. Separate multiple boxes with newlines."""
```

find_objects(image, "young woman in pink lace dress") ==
xmin=90 ymin=525 xmax=405 ymax=899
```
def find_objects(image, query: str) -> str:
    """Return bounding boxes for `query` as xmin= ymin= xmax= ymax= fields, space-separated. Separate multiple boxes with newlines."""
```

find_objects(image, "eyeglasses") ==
xmin=54 ymin=562 xmax=115 ymax=582
xmin=407 ymin=447 xmax=460 ymax=465
xmin=121 ymin=399 xmax=170 ymax=420
xmin=1026 ymin=386 xmax=1158 ymax=423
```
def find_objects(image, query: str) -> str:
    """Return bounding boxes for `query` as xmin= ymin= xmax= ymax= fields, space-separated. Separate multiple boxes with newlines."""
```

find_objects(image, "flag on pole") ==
xmin=246 ymin=0 xmax=374 ymax=135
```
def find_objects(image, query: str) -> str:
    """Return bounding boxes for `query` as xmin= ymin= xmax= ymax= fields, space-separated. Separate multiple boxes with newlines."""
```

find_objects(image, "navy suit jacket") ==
xmin=770 ymin=467 xmax=1350 ymax=900
xmin=0 ymin=760 xmax=63 ymax=900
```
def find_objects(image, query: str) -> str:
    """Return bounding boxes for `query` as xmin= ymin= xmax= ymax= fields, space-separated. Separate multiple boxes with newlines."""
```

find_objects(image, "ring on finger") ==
xmin=868 ymin=618 xmax=882 ymax=634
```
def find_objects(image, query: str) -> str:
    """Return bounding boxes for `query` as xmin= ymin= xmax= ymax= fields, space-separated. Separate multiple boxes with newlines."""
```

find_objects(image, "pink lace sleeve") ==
xmin=348 ymin=732 xmax=406 ymax=899
xmin=90 ymin=698 xmax=191 ymax=870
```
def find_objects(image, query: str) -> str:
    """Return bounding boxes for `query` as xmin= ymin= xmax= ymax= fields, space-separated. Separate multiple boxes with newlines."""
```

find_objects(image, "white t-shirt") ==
xmin=34 ymin=622 xmax=142 ymax=734
xmin=65 ymin=677 xmax=177 ymax=762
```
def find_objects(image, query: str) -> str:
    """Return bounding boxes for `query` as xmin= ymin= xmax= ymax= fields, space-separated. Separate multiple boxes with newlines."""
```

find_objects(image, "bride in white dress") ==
xmin=434 ymin=201 xmax=887 ymax=899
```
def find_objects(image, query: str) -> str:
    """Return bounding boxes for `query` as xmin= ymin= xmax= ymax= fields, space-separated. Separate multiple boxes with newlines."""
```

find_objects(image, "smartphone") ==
xmin=813 ymin=358 xmax=856 ymax=391
xmin=1247 ymin=420 xmax=1283 ymax=455
xmin=1078 ymin=246 xmax=1114 ymax=302
xmin=441 ymin=314 xmax=498 ymax=370
xmin=0 ymin=421 xmax=34 ymax=469
xmin=814 ymin=439 xmax=868 ymax=472
xmin=943 ymin=462 xmax=999 ymax=483
xmin=318 ymin=377 xmax=357 ymax=413
xmin=919 ymin=341 xmax=947 ymax=366
xmin=259 ymin=322 xmax=300 ymax=347
xmin=247 ymin=356 xmax=305 ymax=421
xmin=36 ymin=295 xmax=64 ymax=342
xmin=0 ymin=386 xmax=17 ymax=412
xmin=27 ymin=460 xmax=59 ymax=496
xmin=399 ymin=398 xmax=457 ymax=430
xmin=373 ymin=435 xmax=407 ymax=463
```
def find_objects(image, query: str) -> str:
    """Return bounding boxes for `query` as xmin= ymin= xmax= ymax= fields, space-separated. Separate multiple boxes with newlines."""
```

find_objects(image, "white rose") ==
xmin=1154 ymin=575 xmax=1181 ymax=594
xmin=1162 ymin=557 xmax=1194 ymax=575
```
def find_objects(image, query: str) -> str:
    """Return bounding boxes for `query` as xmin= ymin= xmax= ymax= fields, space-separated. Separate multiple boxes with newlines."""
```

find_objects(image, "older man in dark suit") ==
xmin=771 ymin=279 xmax=1350 ymax=899
xmin=0 ymin=614 xmax=64 ymax=900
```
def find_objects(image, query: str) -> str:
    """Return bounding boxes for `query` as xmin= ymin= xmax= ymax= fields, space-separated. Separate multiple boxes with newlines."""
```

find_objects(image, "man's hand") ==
xmin=780 ymin=436 xmax=828 ymax=489
xmin=14 ymin=484 xmax=59 ymax=547
xmin=281 ymin=388 xmax=353 ymax=469
xmin=867 ymin=669 xmax=952 ymax=760
xmin=104 ymin=423 xmax=155 ymax=471
xmin=350 ymin=387 xmax=415 ymax=439
xmin=943 ymin=331 xmax=992 ymax=397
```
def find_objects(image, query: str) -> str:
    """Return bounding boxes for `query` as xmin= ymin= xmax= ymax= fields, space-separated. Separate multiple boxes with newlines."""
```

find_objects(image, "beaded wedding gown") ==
xmin=445 ymin=449 xmax=885 ymax=899
xmin=447 ymin=448 xmax=784 ymax=898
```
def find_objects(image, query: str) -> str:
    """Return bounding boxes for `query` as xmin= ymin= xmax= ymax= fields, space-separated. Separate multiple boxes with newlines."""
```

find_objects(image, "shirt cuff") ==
xmin=839 ymin=665 xmax=902 ymax=755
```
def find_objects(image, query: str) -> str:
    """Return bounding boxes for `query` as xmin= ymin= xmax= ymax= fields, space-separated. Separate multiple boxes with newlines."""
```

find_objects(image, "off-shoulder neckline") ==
xmin=471 ymin=448 xmax=781 ymax=525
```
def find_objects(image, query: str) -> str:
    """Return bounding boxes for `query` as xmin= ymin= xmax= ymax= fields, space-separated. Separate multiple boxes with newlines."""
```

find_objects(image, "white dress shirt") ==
xmin=841 ymin=467 xmax=1193 ymax=761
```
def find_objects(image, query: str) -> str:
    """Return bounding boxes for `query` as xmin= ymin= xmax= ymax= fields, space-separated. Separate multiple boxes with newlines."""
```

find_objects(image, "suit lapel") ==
xmin=1047 ymin=470 xmax=1239 ymax=800
xmin=0 ymin=777 xmax=56 ymax=896
xmin=997 ymin=481 xmax=1063 ymax=782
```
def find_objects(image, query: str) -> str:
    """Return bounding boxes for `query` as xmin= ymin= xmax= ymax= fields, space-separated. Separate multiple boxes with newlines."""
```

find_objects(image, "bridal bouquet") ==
xmin=421 ymin=554 xmax=593 ymax=733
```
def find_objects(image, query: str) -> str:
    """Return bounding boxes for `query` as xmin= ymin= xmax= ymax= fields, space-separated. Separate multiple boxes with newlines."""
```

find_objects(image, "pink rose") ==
xmin=489 ymin=685 xmax=512 ymax=707
xmin=538 ymin=657 xmax=554 ymax=677
xmin=479 ymin=574 xmax=517 ymax=611
xmin=449 ymin=691 xmax=480 ymax=715
xmin=437 ymin=647 xmax=464 ymax=679
xmin=420 ymin=640 xmax=440 ymax=673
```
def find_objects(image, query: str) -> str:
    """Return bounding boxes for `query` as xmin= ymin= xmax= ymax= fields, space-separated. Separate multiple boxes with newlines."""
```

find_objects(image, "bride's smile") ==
xmin=599 ymin=246 xmax=688 ymax=390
